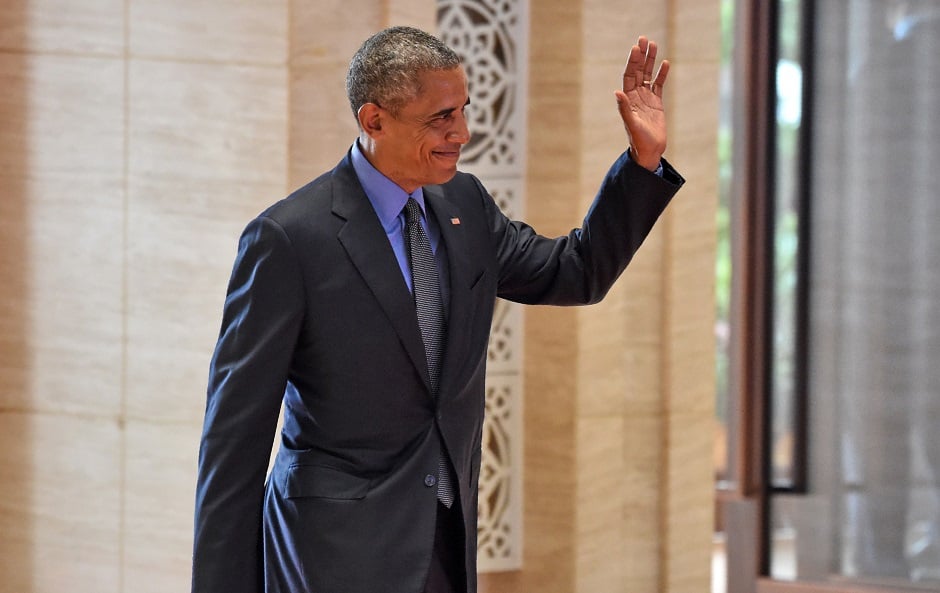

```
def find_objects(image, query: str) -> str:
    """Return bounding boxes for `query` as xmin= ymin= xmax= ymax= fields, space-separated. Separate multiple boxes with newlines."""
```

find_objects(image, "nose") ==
xmin=447 ymin=109 xmax=471 ymax=145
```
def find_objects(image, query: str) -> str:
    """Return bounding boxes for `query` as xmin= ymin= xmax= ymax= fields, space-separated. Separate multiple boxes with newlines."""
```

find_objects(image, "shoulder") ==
xmin=442 ymin=170 xmax=487 ymax=196
xmin=261 ymin=170 xmax=333 ymax=225
xmin=253 ymin=154 xmax=357 ymax=234
xmin=437 ymin=170 xmax=492 ymax=218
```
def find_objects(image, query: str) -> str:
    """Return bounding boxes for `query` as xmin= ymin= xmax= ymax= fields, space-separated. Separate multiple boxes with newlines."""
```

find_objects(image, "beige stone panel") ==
xmin=622 ymin=337 xmax=665 ymax=416
xmin=578 ymin=95 xmax=631 ymax=219
xmin=478 ymin=569 xmax=523 ymax=593
xmin=128 ymin=60 xmax=287 ymax=198
xmin=531 ymin=1 xmax=583 ymax=64
xmin=290 ymin=63 xmax=361 ymax=188
xmin=622 ymin=409 xmax=664 ymax=507
xmin=620 ymin=225 xmax=666 ymax=415
xmin=663 ymin=410 xmax=714 ymax=593
xmin=289 ymin=3 xmax=435 ymax=76
xmin=575 ymin=416 xmax=624 ymax=593
xmin=574 ymin=111 xmax=671 ymax=421
xmin=517 ymin=7 xmax=594 ymax=590
xmin=0 ymin=0 xmax=123 ymax=55
xmin=576 ymin=296 xmax=626 ymax=418
xmin=576 ymin=32 xmax=672 ymax=409
xmin=126 ymin=59 xmax=287 ymax=424
xmin=579 ymin=141 xmax=634 ymax=192
xmin=671 ymin=0 xmax=721 ymax=64
xmin=578 ymin=0 xmax=684 ymax=182
xmin=579 ymin=61 xmax=674 ymax=173
xmin=527 ymin=1 xmax=583 ymax=239
xmin=0 ymin=411 xmax=121 ymax=593
xmin=578 ymin=72 xmax=680 ymax=190
xmin=388 ymin=0 xmax=436 ymax=31
xmin=667 ymin=61 xmax=721 ymax=160
xmin=583 ymin=0 xmax=668 ymax=55
xmin=287 ymin=2 xmax=437 ymax=183
xmin=579 ymin=68 xmax=631 ymax=155
xmin=660 ymin=54 xmax=716 ymax=593
xmin=579 ymin=239 xmax=663 ymax=414
xmin=527 ymin=80 xmax=584 ymax=225
xmin=288 ymin=0 xmax=381 ymax=67
xmin=0 ymin=53 xmax=123 ymax=417
xmin=518 ymin=306 xmax=577 ymax=593
xmin=292 ymin=0 xmax=437 ymax=63
xmin=663 ymin=61 xmax=719 ymax=415
xmin=527 ymin=63 xmax=582 ymax=229
xmin=622 ymin=411 xmax=664 ymax=593
xmin=524 ymin=149 xmax=582 ymax=239
xmin=129 ymin=0 xmax=287 ymax=65
xmin=583 ymin=0 xmax=645 ymax=59
xmin=123 ymin=419 xmax=202 ymax=593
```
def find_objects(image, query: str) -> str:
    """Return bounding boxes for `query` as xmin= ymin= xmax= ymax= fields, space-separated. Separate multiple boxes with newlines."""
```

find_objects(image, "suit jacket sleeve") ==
xmin=488 ymin=151 xmax=684 ymax=305
xmin=192 ymin=215 xmax=305 ymax=593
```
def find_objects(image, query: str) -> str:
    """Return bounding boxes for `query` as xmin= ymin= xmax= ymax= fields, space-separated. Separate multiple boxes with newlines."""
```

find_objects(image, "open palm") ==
xmin=615 ymin=36 xmax=670 ymax=171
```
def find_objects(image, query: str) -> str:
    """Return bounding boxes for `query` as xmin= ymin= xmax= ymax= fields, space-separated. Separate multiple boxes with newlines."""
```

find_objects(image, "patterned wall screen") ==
xmin=436 ymin=0 xmax=528 ymax=572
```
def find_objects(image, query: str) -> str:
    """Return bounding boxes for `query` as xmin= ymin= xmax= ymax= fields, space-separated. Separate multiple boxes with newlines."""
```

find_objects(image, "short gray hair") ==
xmin=346 ymin=26 xmax=460 ymax=119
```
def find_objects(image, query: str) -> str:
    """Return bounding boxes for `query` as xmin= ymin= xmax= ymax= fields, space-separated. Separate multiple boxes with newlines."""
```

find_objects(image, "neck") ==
xmin=356 ymin=135 xmax=419 ymax=194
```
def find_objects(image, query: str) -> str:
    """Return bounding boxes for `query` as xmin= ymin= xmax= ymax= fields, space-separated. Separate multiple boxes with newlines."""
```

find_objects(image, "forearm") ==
xmin=494 ymin=151 xmax=684 ymax=305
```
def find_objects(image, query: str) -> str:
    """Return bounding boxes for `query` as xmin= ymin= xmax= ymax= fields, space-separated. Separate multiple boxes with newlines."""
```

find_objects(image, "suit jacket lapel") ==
xmin=424 ymin=183 xmax=479 ymax=399
xmin=330 ymin=155 xmax=433 ymax=393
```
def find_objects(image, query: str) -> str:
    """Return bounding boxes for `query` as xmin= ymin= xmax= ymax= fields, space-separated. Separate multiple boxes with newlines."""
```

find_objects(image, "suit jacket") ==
xmin=192 ymin=148 xmax=684 ymax=593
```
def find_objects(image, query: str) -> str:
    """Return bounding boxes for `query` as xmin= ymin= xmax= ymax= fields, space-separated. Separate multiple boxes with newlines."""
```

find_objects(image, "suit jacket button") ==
xmin=424 ymin=474 xmax=437 ymax=487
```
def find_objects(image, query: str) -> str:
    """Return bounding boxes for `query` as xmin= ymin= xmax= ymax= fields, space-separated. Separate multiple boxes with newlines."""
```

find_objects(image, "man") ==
xmin=193 ymin=26 xmax=683 ymax=593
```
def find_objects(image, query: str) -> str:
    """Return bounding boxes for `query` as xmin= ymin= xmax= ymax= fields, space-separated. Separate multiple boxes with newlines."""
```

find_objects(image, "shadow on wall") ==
xmin=0 ymin=2 xmax=33 ymax=591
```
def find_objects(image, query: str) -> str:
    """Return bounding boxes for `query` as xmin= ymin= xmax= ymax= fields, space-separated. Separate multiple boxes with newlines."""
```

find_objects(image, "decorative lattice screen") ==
xmin=437 ymin=0 xmax=528 ymax=572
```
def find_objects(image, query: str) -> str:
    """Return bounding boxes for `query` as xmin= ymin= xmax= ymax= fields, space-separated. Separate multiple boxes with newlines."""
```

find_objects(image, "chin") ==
xmin=432 ymin=168 xmax=458 ymax=185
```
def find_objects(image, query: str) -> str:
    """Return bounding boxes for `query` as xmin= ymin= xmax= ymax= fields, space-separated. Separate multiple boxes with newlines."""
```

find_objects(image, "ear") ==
xmin=357 ymin=103 xmax=384 ymax=139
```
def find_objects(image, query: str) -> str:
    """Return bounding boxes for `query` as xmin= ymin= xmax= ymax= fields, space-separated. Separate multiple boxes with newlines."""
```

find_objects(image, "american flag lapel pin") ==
xmin=450 ymin=217 xmax=461 ymax=225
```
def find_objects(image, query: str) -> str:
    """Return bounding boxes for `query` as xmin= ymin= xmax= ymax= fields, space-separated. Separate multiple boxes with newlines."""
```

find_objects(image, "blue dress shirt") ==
xmin=350 ymin=141 xmax=447 ymax=297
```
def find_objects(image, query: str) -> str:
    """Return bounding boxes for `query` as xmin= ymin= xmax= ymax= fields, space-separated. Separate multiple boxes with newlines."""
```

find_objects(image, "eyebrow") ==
xmin=427 ymin=97 xmax=471 ymax=120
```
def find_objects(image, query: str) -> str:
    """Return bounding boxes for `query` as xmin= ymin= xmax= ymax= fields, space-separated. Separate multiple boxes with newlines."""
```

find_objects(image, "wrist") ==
xmin=629 ymin=145 xmax=661 ymax=172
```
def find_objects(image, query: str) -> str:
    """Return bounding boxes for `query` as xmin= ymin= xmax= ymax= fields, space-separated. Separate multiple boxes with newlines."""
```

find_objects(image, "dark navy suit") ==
xmin=192 ymin=148 xmax=683 ymax=593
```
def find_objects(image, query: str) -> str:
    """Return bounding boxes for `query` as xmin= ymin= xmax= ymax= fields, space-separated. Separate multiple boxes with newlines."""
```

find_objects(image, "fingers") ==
xmin=651 ymin=59 xmax=670 ymax=97
xmin=622 ymin=36 xmax=665 ymax=94
xmin=622 ymin=44 xmax=644 ymax=92
xmin=636 ymin=36 xmax=649 ymax=87
xmin=642 ymin=40 xmax=657 ymax=85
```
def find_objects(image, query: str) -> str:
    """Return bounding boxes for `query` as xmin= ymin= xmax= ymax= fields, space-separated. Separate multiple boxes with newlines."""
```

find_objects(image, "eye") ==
xmin=427 ymin=112 xmax=455 ymax=128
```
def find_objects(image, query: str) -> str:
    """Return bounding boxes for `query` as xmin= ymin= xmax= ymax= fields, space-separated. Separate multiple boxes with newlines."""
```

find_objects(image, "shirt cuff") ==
xmin=627 ymin=147 xmax=664 ymax=177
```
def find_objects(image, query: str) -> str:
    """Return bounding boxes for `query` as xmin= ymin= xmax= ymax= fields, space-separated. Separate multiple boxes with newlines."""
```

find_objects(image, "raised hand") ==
xmin=615 ymin=36 xmax=670 ymax=171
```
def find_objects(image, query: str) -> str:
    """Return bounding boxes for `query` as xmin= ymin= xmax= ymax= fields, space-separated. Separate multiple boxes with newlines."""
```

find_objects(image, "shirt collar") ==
xmin=351 ymin=140 xmax=427 ymax=233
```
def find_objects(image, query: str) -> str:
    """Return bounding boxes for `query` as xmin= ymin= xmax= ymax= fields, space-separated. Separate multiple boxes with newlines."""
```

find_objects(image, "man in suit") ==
xmin=192 ymin=26 xmax=683 ymax=593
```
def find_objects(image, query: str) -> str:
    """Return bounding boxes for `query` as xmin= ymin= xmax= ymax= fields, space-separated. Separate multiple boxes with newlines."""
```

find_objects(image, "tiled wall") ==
xmin=0 ymin=1 xmax=716 ymax=591
xmin=0 ymin=2 xmax=287 ymax=592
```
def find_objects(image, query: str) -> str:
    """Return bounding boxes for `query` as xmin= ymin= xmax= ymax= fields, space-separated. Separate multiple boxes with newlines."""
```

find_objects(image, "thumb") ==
xmin=614 ymin=90 xmax=632 ymax=122
xmin=614 ymin=90 xmax=628 ymax=106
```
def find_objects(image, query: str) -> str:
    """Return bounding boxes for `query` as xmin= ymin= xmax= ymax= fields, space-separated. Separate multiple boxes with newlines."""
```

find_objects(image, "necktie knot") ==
xmin=404 ymin=196 xmax=423 ymax=225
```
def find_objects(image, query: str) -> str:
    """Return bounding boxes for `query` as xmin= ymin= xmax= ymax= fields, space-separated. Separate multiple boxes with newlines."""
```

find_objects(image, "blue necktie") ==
xmin=403 ymin=198 xmax=455 ymax=507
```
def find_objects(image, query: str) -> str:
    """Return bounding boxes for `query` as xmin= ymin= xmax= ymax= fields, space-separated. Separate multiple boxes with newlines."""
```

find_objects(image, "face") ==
xmin=366 ymin=67 xmax=471 ymax=193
